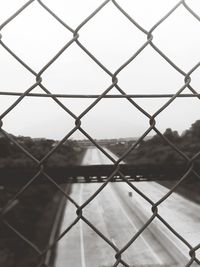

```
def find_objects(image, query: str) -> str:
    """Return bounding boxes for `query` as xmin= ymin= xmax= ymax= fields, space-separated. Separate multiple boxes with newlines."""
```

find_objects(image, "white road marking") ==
xmin=79 ymin=184 xmax=86 ymax=267
xmin=110 ymin=184 xmax=163 ymax=265
xmin=55 ymin=147 xmax=197 ymax=266
xmin=81 ymin=148 xmax=162 ymax=264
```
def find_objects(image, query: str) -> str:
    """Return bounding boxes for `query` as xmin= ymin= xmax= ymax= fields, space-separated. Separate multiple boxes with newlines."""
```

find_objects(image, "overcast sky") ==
xmin=0 ymin=0 xmax=200 ymax=140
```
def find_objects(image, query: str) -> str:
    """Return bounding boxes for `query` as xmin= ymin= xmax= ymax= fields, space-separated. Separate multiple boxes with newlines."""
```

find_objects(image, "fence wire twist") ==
xmin=0 ymin=0 xmax=200 ymax=266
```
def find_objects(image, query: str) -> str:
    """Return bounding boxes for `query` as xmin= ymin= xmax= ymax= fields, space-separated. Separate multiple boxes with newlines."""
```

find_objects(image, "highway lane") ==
xmin=81 ymin=146 xmax=121 ymax=165
xmin=55 ymin=147 xmax=199 ymax=267
xmin=55 ymin=184 xmax=177 ymax=266
xmin=113 ymin=181 xmax=200 ymax=263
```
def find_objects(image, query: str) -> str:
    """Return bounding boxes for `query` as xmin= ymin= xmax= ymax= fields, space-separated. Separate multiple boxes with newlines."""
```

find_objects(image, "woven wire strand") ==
xmin=0 ymin=1 xmax=200 ymax=266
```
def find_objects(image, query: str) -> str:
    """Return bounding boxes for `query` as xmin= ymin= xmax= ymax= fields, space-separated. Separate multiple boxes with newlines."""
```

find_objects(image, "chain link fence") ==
xmin=0 ymin=0 xmax=200 ymax=266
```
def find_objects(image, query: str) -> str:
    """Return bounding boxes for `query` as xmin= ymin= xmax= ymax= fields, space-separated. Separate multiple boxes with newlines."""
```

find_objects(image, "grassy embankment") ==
xmin=0 ymin=136 xmax=85 ymax=267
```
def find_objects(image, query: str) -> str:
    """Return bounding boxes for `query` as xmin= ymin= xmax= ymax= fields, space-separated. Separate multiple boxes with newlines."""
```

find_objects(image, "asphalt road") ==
xmin=54 ymin=147 xmax=199 ymax=267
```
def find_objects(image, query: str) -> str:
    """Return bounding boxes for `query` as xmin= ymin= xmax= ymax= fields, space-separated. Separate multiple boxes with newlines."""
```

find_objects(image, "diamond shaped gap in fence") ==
xmin=1 ymin=1 xmax=73 ymax=71
xmin=151 ymin=4 xmax=200 ymax=70
xmin=118 ymin=45 xmax=184 ymax=96
xmin=42 ymin=43 xmax=111 ymax=95
xmin=77 ymin=1 xmax=146 ymax=72
xmin=80 ymin=97 xmax=149 ymax=144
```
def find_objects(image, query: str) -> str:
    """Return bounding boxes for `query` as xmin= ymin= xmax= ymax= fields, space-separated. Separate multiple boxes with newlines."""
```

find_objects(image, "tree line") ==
xmin=0 ymin=135 xmax=83 ymax=167
xmin=108 ymin=120 xmax=200 ymax=170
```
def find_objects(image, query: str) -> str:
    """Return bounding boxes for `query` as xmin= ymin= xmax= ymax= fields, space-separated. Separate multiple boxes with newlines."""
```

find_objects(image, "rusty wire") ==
xmin=0 ymin=0 xmax=200 ymax=266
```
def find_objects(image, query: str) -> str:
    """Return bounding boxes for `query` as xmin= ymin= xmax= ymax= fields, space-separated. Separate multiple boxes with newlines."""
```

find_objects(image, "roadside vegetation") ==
xmin=1 ymin=120 xmax=200 ymax=266
xmin=0 ymin=136 xmax=85 ymax=267
xmin=0 ymin=136 xmax=83 ymax=167
xmin=107 ymin=120 xmax=200 ymax=204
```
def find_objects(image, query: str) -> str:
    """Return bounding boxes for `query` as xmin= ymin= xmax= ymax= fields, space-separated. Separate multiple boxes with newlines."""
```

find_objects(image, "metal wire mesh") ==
xmin=0 ymin=0 xmax=200 ymax=266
